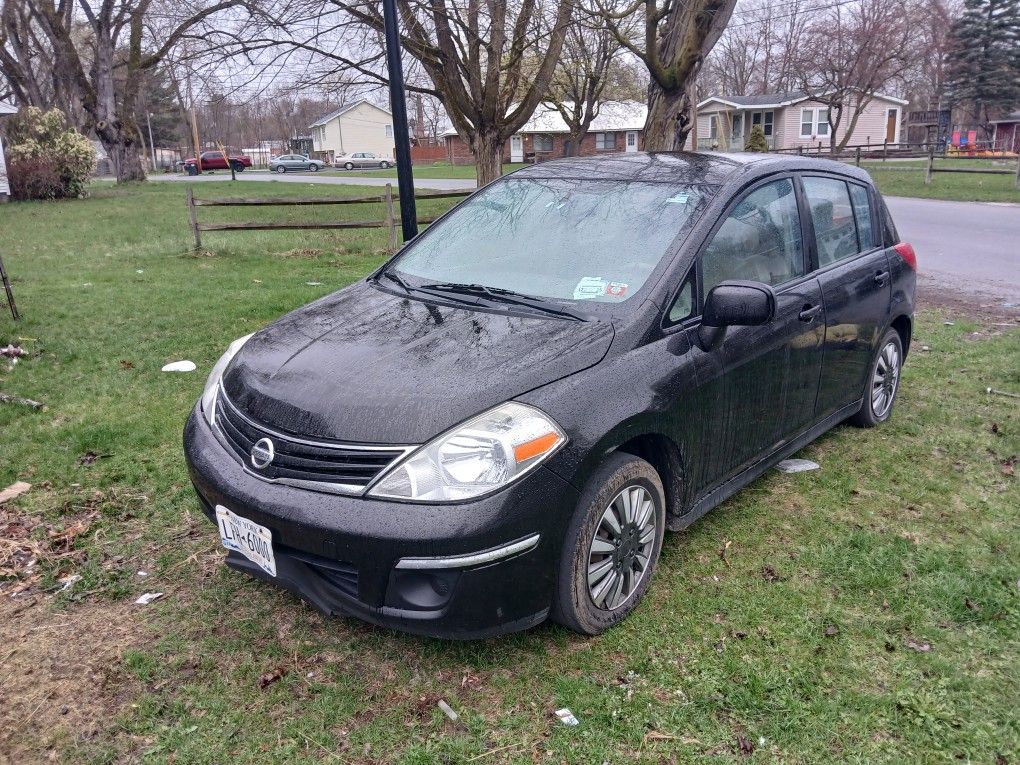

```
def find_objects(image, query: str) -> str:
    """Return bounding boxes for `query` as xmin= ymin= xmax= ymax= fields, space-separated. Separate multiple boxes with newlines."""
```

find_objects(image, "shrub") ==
xmin=8 ymin=157 xmax=65 ymax=201
xmin=6 ymin=107 xmax=96 ymax=200
xmin=744 ymin=124 xmax=769 ymax=153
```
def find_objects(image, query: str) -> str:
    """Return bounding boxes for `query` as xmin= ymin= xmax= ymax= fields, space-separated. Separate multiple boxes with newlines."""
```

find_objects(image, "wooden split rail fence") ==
xmin=924 ymin=147 xmax=1020 ymax=189
xmin=185 ymin=183 xmax=473 ymax=250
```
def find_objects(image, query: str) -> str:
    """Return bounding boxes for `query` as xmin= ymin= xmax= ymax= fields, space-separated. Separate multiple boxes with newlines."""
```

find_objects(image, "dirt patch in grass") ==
xmin=918 ymin=280 xmax=1020 ymax=324
xmin=277 ymin=247 xmax=326 ymax=258
xmin=0 ymin=597 xmax=145 ymax=763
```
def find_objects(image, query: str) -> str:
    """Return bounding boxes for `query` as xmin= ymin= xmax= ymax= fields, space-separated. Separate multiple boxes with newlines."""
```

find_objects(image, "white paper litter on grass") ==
xmin=775 ymin=459 xmax=820 ymax=474
xmin=135 ymin=592 xmax=164 ymax=605
xmin=161 ymin=360 xmax=197 ymax=372
xmin=555 ymin=708 xmax=579 ymax=726
xmin=305 ymin=281 xmax=323 ymax=286
xmin=437 ymin=699 xmax=459 ymax=722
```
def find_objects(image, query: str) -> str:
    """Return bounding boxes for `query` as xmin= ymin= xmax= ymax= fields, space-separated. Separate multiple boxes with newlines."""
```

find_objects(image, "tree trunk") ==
xmin=472 ymin=132 xmax=504 ymax=186
xmin=644 ymin=83 xmax=693 ymax=151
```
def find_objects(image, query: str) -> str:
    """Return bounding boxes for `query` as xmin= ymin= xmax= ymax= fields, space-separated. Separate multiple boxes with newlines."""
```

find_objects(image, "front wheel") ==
xmin=849 ymin=328 xmax=903 ymax=427
xmin=552 ymin=452 xmax=666 ymax=635
xmin=308 ymin=164 xmax=318 ymax=172
xmin=344 ymin=162 xmax=354 ymax=170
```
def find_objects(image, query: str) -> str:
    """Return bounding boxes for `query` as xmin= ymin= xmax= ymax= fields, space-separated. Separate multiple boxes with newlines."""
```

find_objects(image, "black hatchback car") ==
xmin=184 ymin=152 xmax=916 ymax=639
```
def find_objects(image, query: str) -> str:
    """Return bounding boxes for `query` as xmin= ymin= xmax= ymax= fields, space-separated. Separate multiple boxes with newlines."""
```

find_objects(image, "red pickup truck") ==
xmin=182 ymin=151 xmax=252 ymax=175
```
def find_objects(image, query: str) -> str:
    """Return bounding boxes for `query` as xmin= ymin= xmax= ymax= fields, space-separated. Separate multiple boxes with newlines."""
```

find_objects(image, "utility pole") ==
xmin=382 ymin=0 xmax=417 ymax=241
xmin=146 ymin=112 xmax=158 ymax=171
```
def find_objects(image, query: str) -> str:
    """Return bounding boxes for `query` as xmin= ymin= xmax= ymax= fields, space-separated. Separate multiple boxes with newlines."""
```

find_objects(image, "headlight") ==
xmin=367 ymin=402 xmax=566 ymax=502
xmin=201 ymin=334 xmax=253 ymax=426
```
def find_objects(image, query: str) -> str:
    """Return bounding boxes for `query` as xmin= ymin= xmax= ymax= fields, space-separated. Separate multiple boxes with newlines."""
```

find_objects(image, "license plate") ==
xmin=215 ymin=505 xmax=276 ymax=577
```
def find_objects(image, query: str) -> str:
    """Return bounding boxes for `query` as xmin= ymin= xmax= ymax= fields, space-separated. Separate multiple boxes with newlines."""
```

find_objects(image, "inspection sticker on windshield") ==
xmin=215 ymin=505 xmax=276 ymax=577
xmin=606 ymin=282 xmax=628 ymax=299
xmin=574 ymin=276 xmax=608 ymax=300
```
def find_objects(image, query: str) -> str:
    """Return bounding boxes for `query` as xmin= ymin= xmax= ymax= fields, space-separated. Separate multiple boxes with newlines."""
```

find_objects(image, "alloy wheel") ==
xmin=587 ymin=485 xmax=657 ymax=611
xmin=871 ymin=340 xmax=900 ymax=418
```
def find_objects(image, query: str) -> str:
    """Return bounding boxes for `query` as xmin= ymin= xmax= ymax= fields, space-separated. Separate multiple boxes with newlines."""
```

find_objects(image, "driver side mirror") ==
xmin=698 ymin=281 xmax=777 ymax=348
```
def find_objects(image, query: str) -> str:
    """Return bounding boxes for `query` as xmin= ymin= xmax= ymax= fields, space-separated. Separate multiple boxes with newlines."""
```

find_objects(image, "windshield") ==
xmin=389 ymin=178 xmax=712 ymax=305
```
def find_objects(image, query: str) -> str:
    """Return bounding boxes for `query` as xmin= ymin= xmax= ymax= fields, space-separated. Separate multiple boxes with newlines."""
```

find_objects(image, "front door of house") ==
xmin=886 ymin=109 xmax=897 ymax=142
xmin=510 ymin=135 xmax=523 ymax=163
xmin=625 ymin=131 xmax=638 ymax=152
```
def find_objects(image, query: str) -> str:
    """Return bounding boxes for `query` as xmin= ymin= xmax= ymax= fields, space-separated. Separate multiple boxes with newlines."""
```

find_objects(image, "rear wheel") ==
xmin=275 ymin=165 xmax=287 ymax=174
xmin=552 ymin=452 xmax=665 ymax=635
xmin=379 ymin=160 xmax=390 ymax=169
xmin=849 ymin=328 xmax=903 ymax=427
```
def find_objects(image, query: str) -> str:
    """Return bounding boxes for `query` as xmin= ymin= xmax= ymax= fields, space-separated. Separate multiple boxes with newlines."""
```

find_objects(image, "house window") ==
xmin=731 ymin=113 xmax=743 ymax=137
xmin=385 ymin=124 xmax=393 ymax=138
xmin=763 ymin=111 xmax=774 ymax=137
xmin=709 ymin=116 xmax=718 ymax=140
xmin=800 ymin=108 xmax=814 ymax=137
xmin=595 ymin=133 xmax=616 ymax=150
xmin=816 ymin=109 xmax=830 ymax=136
xmin=534 ymin=134 xmax=554 ymax=152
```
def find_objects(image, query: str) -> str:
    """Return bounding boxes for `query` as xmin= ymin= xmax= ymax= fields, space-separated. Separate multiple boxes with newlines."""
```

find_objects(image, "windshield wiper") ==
xmin=377 ymin=269 xmax=413 ymax=293
xmin=420 ymin=282 xmax=584 ymax=321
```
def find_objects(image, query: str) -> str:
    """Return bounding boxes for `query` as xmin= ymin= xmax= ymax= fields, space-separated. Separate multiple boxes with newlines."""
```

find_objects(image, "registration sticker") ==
xmin=573 ymin=276 xmax=608 ymax=300
xmin=215 ymin=505 xmax=276 ymax=577
xmin=605 ymin=282 xmax=628 ymax=298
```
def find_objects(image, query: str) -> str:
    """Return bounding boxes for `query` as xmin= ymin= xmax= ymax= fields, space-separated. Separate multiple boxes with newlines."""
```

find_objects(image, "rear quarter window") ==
xmin=848 ymin=183 xmax=875 ymax=250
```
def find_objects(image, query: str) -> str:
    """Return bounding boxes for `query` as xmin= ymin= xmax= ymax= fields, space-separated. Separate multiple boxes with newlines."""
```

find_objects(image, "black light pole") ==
xmin=381 ymin=0 xmax=418 ymax=241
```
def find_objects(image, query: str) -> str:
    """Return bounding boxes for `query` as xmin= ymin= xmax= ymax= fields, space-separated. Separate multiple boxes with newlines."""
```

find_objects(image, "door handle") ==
xmin=874 ymin=270 xmax=890 ymax=286
xmin=799 ymin=304 xmax=822 ymax=322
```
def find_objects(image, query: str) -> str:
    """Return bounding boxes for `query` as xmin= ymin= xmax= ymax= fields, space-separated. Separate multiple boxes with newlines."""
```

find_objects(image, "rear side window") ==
xmin=701 ymin=178 xmax=804 ymax=293
xmin=878 ymin=195 xmax=899 ymax=246
xmin=848 ymin=183 xmax=875 ymax=250
xmin=802 ymin=176 xmax=858 ymax=267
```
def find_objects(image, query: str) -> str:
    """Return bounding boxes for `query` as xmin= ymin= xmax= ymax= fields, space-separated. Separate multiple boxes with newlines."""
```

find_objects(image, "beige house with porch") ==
xmin=689 ymin=92 xmax=908 ymax=152
xmin=308 ymin=100 xmax=394 ymax=162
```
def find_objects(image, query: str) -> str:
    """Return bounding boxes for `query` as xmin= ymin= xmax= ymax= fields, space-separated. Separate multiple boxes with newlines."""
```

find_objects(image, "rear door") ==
xmin=800 ymin=175 xmax=892 ymax=418
xmin=681 ymin=175 xmax=826 ymax=489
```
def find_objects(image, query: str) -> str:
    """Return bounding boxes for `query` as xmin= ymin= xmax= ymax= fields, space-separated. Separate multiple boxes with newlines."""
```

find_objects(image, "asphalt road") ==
xmin=154 ymin=174 xmax=1019 ymax=301
xmin=884 ymin=196 xmax=1020 ymax=302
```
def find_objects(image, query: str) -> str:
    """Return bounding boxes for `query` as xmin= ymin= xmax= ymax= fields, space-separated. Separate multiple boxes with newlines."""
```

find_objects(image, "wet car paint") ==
xmin=184 ymin=151 xmax=916 ymax=638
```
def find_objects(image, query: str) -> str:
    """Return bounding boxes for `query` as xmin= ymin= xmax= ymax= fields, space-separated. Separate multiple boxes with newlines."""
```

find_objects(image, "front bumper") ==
xmin=183 ymin=407 xmax=579 ymax=639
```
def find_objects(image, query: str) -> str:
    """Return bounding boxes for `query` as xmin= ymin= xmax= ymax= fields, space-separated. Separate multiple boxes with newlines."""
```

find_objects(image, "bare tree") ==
xmin=601 ymin=0 xmax=737 ymax=150
xmin=795 ymin=0 xmax=915 ymax=153
xmin=1 ymin=0 xmax=246 ymax=182
xmin=546 ymin=9 xmax=632 ymax=155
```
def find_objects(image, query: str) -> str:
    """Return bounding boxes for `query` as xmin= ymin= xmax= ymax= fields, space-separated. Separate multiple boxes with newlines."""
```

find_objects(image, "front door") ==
xmin=801 ymin=175 xmax=892 ymax=418
xmin=510 ymin=135 xmax=524 ymax=163
xmin=625 ymin=131 xmax=638 ymax=152
xmin=685 ymin=176 xmax=826 ymax=491
xmin=886 ymin=109 xmax=898 ymax=142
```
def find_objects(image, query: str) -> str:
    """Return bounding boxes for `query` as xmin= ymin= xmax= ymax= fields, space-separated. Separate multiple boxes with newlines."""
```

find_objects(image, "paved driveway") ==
xmin=884 ymin=196 xmax=1020 ymax=302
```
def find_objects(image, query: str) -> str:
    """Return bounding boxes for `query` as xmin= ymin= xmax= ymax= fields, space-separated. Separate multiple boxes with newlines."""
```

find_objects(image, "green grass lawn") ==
xmin=861 ymin=159 xmax=1020 ymax=204
xmin=1 ymin=181 xmax=1018 ymax=764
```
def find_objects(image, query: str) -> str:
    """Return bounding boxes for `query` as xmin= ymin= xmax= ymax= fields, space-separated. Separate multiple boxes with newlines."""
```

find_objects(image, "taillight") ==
xmin=893 ymin=242 xmax=917 ymax=271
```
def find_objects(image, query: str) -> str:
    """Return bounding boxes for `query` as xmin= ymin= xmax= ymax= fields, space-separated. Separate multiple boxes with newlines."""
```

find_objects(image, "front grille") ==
xmin=213 ymin=388 xmax=411 ymax=494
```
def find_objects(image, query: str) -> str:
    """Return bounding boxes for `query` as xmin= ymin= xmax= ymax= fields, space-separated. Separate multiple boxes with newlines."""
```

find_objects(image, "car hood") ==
xmin=222 ymin=281 xmax=614 ymax=444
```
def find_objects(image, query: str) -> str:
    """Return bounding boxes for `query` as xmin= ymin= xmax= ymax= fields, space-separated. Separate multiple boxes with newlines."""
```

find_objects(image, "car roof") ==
xmin=511 ymin=151 xmax=873 ymax=187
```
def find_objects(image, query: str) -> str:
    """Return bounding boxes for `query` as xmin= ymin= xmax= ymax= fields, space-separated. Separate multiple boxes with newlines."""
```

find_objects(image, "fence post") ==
xmin=0 ymin=253 xmax=19 ymax=320
xmin=925 ymin=146 xmax=934 ymax=186
xmin=186 ymin=186 xmax=202 ymax=249
xmin=1014 ymin=154 xmax=1020 ymax=189
xmin=883 ymin=139 xmax=888 ymax=161
xmin=384 ymin=183 xmax=398 ymax=252
xmin=855 ymin=146 xmax=861 ymax=167
xmin=797 ymin=145 xmax=803 ymax=156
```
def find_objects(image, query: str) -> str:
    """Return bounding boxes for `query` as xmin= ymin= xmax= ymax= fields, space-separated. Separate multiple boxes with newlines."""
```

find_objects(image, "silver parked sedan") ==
xmin=339 ymin=152 xmax=393 ymax=170
xmin=269 ymin=154 xmax=327 ymax=173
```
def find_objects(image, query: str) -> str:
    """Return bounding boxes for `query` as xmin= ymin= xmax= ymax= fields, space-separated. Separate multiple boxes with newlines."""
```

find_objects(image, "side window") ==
xmin=878 ymin=195 xmax=899 ymax=246
xmin=848 ymin=183 xmax=875 ymax=250
xmin=802 ymin=176 xmax=859 ymax=267
xmin=667 ymin=277 xmax=694 ymax=324
xmin=702 ymin=178 xmax=804 ymax=294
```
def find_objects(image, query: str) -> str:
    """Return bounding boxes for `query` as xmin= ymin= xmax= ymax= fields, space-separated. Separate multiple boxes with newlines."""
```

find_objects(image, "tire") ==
xmin=848 ymin=327 xmax=904 ymax=428
xmin=379 ymin=161 xmax=390 ymax=169
xmin=552 ymin=452 xmax=666 ymax=635
xmin=275 ymin=165 xmax=287 ymax=174
xmin=344 ymin=162 xmax=354 ymax=170
xmin=308 ymin=164 xmax=318 ymax=172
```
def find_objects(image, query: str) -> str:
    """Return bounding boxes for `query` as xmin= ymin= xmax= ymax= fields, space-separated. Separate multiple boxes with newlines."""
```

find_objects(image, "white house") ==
xmin=0 ymin=101 xmax=17 ymax=202
xmin=690 ymin=92 xmax=909 ymax=152
xmin=308 ymin=100 xmax=394 ymax=161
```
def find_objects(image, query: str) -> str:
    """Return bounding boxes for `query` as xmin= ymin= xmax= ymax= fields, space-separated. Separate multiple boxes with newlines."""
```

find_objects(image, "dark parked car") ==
xmin=182 ymin=151 xmax=252 ymax=174
xmin=184 ymin=152 xmax=916 ymax=639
